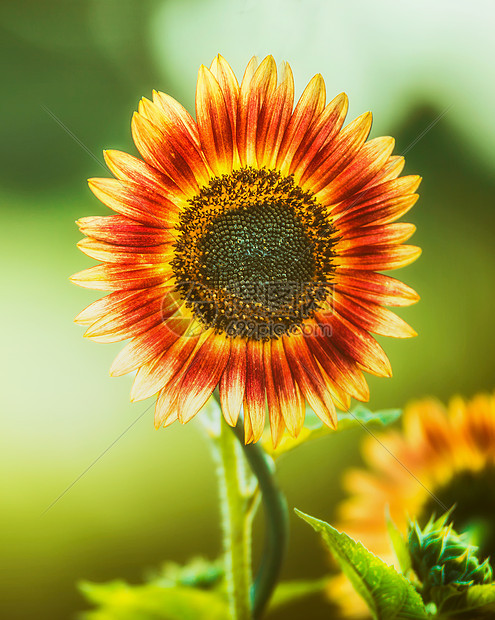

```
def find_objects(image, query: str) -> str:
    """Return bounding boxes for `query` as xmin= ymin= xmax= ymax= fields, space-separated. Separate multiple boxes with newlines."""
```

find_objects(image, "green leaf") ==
xmin=78 ymin=581 xmax=230 ymax=620
xmin=295 ymin=509 xmax=429 ymax=620
xmin=268 ymin=577 xmax=330 ymax=611
xmin=264 ymin=406 xmax=401 ymax=457
xmin=338 ymin=406 xmax=402 ymax=431
xmin=150 ymin=557 xmax=223 ymax=589
xmin=434 ymin=583 xmax=495 ymax=617
xmin=386 ymin=509 xmax=412 ymax=576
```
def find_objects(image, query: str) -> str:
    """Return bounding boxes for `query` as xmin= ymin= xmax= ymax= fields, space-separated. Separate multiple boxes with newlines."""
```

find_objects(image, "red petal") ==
xmin=209 ymin=54 xmax=240 ymax=166
xmin=237 ymin=55 xmax=277 ymax=167
xmin=256 ymin=62 xmax=295 ymax=168
xmin=103 ymin=149 xmax=182 ymax=203
xmin=335 ymin=270 xmax=420 ymax=307
xmin=335 ymin=223 xmax=416 ymax=252
xmin=334 ymin=244 xmax=422 ymax=271
xmin=87 ymin=178 xmax=179 ymax=229
xmin=219 ymin=336 xmax=247 ymax=426
xmin=302 ymin=112 xmax=372 ymax=194
xmin=84 ymin=288 xmax=182 ymax=343
xmin=71 ymin=263 xmax=173 ymax=291
xmin=131 ymin=331 xmax=201 ymax=401
xmin=84 ymin=293 xmax=165 ymax=342
xmin=276 ymin=73 xmax=326 ymax=175
xmin=76 ymin=215 xmax=174 ymax=246
xmin=291 ymin=92 xmax=348 ymax=182
xmin=74 ymin=287 xmax=164 ymax=325
xmin=263 ymin=339 xmax=285 ymax=448
xmin=131 ymin=111 xmax=204 ymax=197
xmin=333 ymin=293 xmax=417 ymax=338
xmin=196 ymin=66 xmax=234 ymax=175
xmin=270 ymin=337 xmax=305 ymax=437
xmin=110 ymin=318 xmax=191 ymax=377
xmin=243 ymin=339 xmax=266 ymax=443
xmin=282 ymin=331 xmax=337 ymax=428
xmin=318 ymin=136 xmax=395 ymax=204
xmin=77 ymin=237 xmax=174 ymax=264
xmin=177 ymin=332 xmax=231 ymax=423
xmin=305 ymin=325 xmax=370 ymax=402
xmin=318 ymin=311 xmax=392 ymax=377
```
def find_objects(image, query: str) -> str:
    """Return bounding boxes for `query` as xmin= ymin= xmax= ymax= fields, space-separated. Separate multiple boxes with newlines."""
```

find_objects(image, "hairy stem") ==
xmin=215 ymin=415 xmax=252 ymax=620
xmin=231 ymin=419 xmax=289 ymax=618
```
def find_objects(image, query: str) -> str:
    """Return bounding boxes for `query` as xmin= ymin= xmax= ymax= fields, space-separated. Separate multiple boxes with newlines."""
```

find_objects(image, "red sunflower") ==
xmin=71 ymin=55 xmax=421 ymax=446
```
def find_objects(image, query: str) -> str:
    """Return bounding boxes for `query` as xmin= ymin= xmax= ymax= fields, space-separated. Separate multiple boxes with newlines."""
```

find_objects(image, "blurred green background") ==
xmin=1 ymin=0 xmax=494 ymax=618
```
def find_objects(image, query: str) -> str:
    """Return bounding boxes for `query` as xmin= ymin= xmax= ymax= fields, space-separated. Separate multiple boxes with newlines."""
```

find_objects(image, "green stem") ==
xmin=216 ymin=414 xmax=252 ymax=620
xmin=231 ymin=418 xmax=289 ymax=619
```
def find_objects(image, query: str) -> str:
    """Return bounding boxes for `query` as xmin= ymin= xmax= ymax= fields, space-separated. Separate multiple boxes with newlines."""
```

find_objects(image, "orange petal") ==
xmin=74 ymin=288 xmax=162 ymax=326
xmin=130 ymin=331 xmax=201 ymax=401
xmin=315 ymin=361 xmax=352 ymax=411
xmin=256 ymin=62 xmax=295 ymax=169
xmin=209 ymin=54 xmax=240 ymax=166
xmin=151 ymin=90 xmax=202 ymax=150
xmin=318 ymin=136 xmax=395 ymax=204
xmin=131 ymin=112 xmax=201 ymax=197
xmin=305 ymin=326 xmax=370 ymax=402
xmin=219 ymin=336 xmax=247 ymax=426
xmin=177 ymin=332 xmax=231 ymax=424
xmin=337 ymin=194 xmax=420 ymax=232
xmin=87 ymin=177 xmax=179 ymax=229
xmin=76 ymin=215 xmax=174 ymax=246
xmin=243 ymin=339 xmax=266 ymax=443
xmin=138 ymin=97 xmax=210 ymax=187
xmin=103 ymin=149 xmax=183 ymax=203
xmin=334 ymin=270 xmax=420 ymax=307
xmin=334 ymin=245 xmax=422 ymax=271
xmin=196 ymin=65 xmax=234 ymax=176
xmin=363 ymin=155 xmax=405 ymax=189
xmin=154 ymin=371 xmax=186 ymax=429
xmin=263 ymin=339 xmax=285 ymax=448
xmin=276 ymin=73 xmax=326 ymax=175
xmin=332 ymin=173 xmax=421 ymax=222
xmin=237 ymin=55 xmax=277 ymax=167
xmin=333 ymin=174 xmax=422 ymax=217
xmin=333 ymin=293 xmax=417 ymax=338
xmin=84 ymin=288 xmax=181 ymax=343
xmin=70 ymin=263 xmax=173 ymax=291
xmin=335 ymin=223 xmax=416 ymax=252
xmin=110 ymin=318 xmax=191 ymax=377
xmin=77 ymin=237 xmax=174 ymax=264
xmin=302 ymin=112 xmax=372 ymax=194
xmin=282 ymin=330 xmax=337 ymax=429
xmin=270 ymin=337 xmax=305 ymax=437
xmin=319 ymin=311 xmax=392 ymax=378
xmin=290 ymin=92 xmax=348 ymax=181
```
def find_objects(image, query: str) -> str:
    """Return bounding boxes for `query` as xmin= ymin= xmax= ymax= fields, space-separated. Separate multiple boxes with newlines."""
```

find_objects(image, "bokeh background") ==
xmin=2 ymin=0 xmax=495 ymax=617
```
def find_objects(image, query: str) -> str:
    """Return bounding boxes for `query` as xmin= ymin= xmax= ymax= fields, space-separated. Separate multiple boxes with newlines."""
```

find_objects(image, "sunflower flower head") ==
xmin=72 ymin=54 xmax=420 ymax=445
xmin=408 ymin=511 xmax=493 ymax=602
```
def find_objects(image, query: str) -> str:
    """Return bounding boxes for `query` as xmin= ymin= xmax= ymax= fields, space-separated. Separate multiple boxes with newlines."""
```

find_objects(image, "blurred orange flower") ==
xmin=332 ymin=391 xmax=495 ymax=617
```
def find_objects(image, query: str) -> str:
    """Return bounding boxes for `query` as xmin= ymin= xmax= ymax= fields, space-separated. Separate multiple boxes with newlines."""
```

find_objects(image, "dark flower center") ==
xmin=172 ymin=167 xmax=337 ymax=339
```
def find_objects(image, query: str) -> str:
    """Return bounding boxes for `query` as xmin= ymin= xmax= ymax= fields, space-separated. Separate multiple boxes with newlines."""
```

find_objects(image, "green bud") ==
xmin=407 ymin=509 xmax=492 ymax=602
